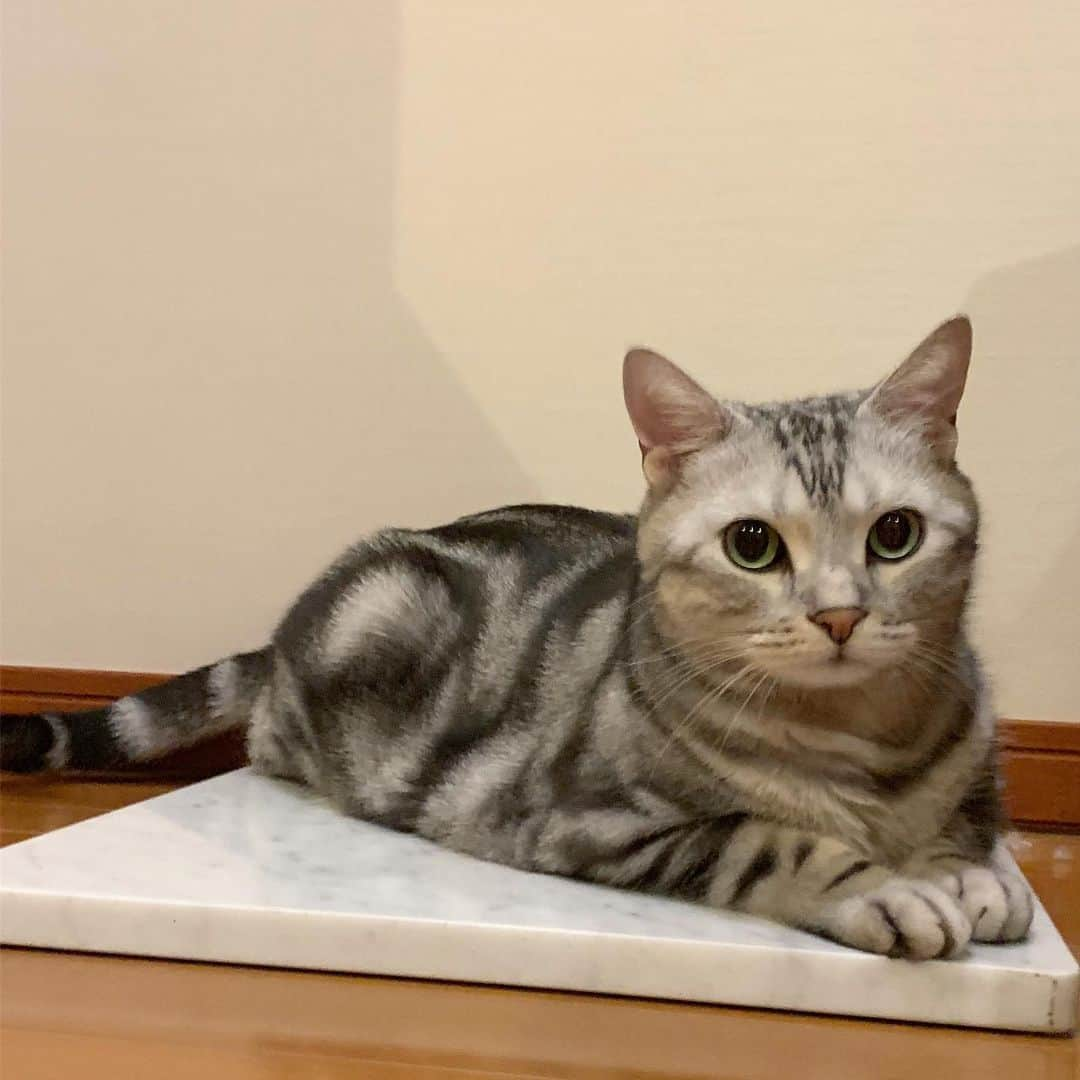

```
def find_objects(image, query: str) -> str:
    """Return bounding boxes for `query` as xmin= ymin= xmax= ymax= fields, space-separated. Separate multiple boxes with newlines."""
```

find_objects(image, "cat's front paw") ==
xmin=934 ymin=865 xmax=1033 ymax=943
xmin=821 ymin=879 xmax=971 ymax=960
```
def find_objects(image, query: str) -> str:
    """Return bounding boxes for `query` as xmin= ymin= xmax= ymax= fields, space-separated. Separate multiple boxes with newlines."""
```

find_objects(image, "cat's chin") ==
xmin=770 ymin=657 xmax=877 ymax=689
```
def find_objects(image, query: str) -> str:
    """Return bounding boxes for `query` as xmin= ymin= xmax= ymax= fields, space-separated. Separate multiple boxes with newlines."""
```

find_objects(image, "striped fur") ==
xmin=0 ymin=316 xmax=1032 ymax=958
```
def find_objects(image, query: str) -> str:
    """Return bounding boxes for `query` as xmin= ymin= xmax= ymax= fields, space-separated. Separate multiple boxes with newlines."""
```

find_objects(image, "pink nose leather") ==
xmin=808 ymin=607 xmax=867 ymax=645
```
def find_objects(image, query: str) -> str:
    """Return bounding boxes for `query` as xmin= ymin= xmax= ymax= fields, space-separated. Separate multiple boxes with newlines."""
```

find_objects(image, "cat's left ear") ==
xmin=859 ymin=315 xmax=972 ymax=462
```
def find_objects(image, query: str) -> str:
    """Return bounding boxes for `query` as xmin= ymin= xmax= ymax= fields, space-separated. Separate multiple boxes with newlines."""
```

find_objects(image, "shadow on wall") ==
xmin=964 ymin=245 xmax=1080 ymax=719
xmin=0 ymin=3 xmax=542 ymax=668
xmin=227 ymin=5 xmax=542 ymax=534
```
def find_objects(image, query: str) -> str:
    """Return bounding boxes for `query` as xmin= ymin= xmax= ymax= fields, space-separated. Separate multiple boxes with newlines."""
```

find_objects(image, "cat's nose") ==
xmin=808 ymin=607 xmax=868 ymax=645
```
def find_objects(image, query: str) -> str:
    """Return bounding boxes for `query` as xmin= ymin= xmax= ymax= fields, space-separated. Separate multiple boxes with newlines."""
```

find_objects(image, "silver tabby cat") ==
xmin=2 ymin=315 xmax=1033 ymax=959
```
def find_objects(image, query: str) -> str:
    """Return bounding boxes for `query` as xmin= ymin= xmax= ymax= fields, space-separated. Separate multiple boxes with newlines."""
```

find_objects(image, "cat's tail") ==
xmin=0 ymin=648 xmax=271 ymax=773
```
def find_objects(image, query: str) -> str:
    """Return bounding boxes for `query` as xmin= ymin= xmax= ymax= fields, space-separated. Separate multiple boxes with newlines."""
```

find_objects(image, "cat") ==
xmin=1 ymin=315 xmax=1033 ymax=959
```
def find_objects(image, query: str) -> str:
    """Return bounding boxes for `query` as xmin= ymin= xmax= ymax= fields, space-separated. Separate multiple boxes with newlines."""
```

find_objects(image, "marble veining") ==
xmin=1 ymin=769 xmax=1075 ymax=1031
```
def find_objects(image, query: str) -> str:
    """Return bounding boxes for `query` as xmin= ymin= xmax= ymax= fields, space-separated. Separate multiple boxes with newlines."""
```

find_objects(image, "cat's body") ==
xmin=1 ymin=317 xmax=1033 ymax=958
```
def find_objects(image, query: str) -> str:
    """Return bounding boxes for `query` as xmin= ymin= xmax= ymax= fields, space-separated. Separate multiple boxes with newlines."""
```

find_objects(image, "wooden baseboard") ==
xmin=3 ymin=665 xmax=1078 ymax=829
xmin=0 ymin=665 xmax=172 ymax=699
xmin=998 ymin=720 xmax=1080 ymax=831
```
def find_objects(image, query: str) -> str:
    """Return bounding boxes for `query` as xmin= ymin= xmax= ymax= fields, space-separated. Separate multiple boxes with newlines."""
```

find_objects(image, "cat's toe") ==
xmin=952 ymin=868 xmax=1033 ymax=943
xmin=825 ymin=879 xmax=971 ymax=960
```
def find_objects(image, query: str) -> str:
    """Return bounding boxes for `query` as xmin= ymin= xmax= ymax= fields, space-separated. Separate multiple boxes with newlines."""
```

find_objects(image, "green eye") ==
xmin=724 ymin=519 xmax=783 ymax=571
xmin=868 ymin=510 xmax=922 ymax=561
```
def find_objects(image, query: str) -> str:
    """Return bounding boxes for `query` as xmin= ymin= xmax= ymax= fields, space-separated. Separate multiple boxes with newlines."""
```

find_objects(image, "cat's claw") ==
xmin=822 ymin=879 xmax=971 ymax=960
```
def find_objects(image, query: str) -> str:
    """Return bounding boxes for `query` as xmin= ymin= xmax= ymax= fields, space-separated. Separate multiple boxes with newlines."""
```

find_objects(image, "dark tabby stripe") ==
xmin=869 ymin=697 xmax=977 ymax=795
xmin=870 ymin=899 xmax=905 ymax=954
xmin=623 ymin=814 xmax=749 ymax=898
xmin=620 ymin=827 xmax=712 ymax=895
xmin=823 ymin=859 xmax=872 ymax=892
xmin=914 ymin=889 xmax=957 ymax=958
xmin=792 ymin=839 xmax=815 ymax=872
xmin=730 ymin=845 xmax=778 ymax=906
xmin=0 ymin=713 xmax=62 ymax=773
xmin=406 ymin=549 xmax=633 ymax=816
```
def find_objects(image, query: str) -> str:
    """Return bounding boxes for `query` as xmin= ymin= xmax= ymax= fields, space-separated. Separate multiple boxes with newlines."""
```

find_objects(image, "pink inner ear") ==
xmin=623 ymin=348 xmax=728 ymax=453
xmin=867 ymin=316 xmax=972 ymax=428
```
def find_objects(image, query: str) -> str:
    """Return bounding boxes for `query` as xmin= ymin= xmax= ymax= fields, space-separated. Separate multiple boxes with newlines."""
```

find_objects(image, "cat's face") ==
xmin=627 ymin=318 xmax=977 ymax=691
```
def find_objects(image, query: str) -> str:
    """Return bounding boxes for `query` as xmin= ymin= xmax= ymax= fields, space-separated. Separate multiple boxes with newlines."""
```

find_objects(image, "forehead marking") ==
xmin=754 ymin=395 xmax=856 ymax=504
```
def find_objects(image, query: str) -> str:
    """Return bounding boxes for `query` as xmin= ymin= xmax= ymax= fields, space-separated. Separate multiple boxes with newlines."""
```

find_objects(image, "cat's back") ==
xmin=275 ymin=504 xmax=639 ymax=670
xmin=432 ymin=503 xmax=637 ymax=563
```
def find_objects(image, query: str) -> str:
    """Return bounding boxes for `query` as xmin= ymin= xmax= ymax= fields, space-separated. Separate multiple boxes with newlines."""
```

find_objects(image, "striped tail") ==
xmin=0 ymin=649 xmax=271 ymax=773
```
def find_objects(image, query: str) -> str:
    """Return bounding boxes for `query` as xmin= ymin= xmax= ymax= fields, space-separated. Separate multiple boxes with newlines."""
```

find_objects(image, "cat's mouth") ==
xmin=792 ymin=659 xmax=873 ymax=688
xmin=757 ymin=647 xmax=877 ymax=688
xmin=745 ymin=621 xmax=913 ymax=689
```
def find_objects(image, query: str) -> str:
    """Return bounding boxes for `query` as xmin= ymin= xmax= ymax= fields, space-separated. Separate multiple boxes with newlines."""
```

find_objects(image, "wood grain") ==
xmin=1002 ymin=719 xmax=1080 ymax=753
xmin=1002 ymin=751 xmax=1080 ymax=832
xmin=1 ymin=665 xmax=172 ymax=699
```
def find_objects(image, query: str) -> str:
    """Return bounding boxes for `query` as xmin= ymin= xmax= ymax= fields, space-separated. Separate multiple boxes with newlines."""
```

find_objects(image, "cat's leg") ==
xmin=551 ymin=812 xmax=971 ymax=959
xmin=698 ymin=821 xmax=972 ymax=959
xmin=245 ymin=664 xmax=321 ymax=787
xmin=901 ymin=841 xmax=1033 ymax=943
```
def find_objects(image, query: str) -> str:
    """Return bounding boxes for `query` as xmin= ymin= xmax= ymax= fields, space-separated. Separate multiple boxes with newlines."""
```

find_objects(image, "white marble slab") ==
xmin=1 ymin=769 xmax=1075 ymax=1032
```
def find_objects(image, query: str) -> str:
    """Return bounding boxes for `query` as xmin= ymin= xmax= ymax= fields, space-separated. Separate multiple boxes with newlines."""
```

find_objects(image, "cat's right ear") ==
xmin=859 ymin=316 xmax=973 ymax=463
xmin=623 ymin=348 xmax=730 ymax=489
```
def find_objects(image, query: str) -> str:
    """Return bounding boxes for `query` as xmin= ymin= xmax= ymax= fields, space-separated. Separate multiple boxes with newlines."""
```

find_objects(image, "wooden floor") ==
xmin=1 ymin=778 xmax=1077 ymax=1079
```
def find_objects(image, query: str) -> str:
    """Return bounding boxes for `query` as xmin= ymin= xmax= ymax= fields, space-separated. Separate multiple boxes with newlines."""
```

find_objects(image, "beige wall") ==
xmin=3 ymin=2 xmax=1078 ymax=721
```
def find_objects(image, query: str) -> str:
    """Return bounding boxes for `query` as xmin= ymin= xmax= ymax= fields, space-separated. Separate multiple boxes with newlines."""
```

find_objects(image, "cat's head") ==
xmin=626 ymin=317 xmax=978 ymax=690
